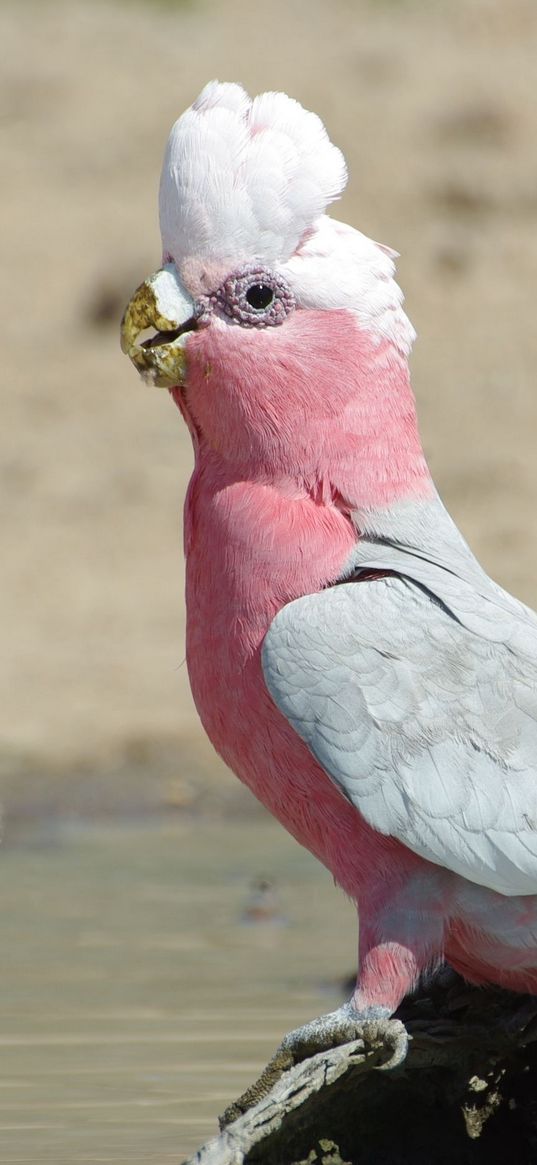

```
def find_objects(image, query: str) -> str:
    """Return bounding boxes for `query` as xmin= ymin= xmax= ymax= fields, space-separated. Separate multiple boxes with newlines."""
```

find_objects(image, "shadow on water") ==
xmin=1 ymin=802 xmax=354 ymax=1163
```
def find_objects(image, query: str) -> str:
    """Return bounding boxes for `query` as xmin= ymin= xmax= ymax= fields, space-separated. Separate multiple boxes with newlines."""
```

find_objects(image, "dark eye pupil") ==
xmin=245 ymin=283 xmax=274 ymax=310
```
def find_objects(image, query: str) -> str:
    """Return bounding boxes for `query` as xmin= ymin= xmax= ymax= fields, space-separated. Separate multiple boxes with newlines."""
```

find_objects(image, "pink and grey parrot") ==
xmin=122 ymin=82 xmax=537 ymax=1067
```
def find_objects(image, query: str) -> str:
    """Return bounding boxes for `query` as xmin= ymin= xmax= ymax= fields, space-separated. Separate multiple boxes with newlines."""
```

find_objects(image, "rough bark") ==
xmin=181 ymin=974 xmax=537 ymax=1165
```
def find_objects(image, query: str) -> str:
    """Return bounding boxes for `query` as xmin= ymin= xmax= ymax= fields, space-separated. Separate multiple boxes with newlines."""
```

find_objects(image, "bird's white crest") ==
xmin=159 ymin=81 xmax=415 ymax=355
xmin=159 ymin=80 xmax=347 ymax=267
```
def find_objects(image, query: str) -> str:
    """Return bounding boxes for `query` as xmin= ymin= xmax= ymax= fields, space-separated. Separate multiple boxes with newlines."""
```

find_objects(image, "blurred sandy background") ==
xmin=3 ymin=0 xmax=537 ymax=820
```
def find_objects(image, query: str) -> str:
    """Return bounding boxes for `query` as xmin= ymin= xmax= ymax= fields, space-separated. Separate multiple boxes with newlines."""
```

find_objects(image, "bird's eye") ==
xmin=245 ymin=284 xmax=275 ymax=311
xmin=212 ymin=264 xmax=296 ymax=328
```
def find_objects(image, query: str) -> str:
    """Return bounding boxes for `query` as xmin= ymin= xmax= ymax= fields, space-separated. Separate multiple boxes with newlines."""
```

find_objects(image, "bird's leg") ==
xmin=219 ymin=933 xmax=415 ymax=1129
xmin=220 ymin=891 xmax=445 ymax=1127
xmin=352 ymin=934 xmax=421 ymax=1015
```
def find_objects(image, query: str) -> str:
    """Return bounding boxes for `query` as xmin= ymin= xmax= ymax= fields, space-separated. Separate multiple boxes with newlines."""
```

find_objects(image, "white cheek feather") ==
xmin=159 ymin=81 xmax=415 ymax=355
xmin=281 ymin=217 xmax=416 ymax=357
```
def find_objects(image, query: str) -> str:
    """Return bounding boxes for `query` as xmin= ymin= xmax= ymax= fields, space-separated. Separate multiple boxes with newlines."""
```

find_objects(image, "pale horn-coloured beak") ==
xmin=120 ymin=264 xmax=197 ymax=388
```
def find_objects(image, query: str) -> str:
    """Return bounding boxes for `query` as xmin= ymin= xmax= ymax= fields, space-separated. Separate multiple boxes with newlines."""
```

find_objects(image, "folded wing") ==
xmin=262 ymin=554 xmax=537 ymax=896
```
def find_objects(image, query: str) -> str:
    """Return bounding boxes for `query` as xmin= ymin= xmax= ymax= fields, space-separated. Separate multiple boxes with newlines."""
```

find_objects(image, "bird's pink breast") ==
xmin=183 ymin=453 xmax=407 ymax=894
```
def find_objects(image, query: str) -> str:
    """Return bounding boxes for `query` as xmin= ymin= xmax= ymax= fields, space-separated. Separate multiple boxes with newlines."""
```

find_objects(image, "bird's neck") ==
xmin=174 ymin=311 xmax=434 ymax=512
xmin=320 ymin=341 xmax=434 ymax=512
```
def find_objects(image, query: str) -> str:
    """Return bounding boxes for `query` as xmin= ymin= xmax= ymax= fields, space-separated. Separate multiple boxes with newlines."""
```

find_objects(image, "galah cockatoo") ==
xmin=122 ymin=82 xmax=537 ymax=1085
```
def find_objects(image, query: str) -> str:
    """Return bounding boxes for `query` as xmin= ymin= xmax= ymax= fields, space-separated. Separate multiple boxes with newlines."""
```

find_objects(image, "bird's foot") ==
xmin=219 ymin=1002 xmax=408 ymax=1128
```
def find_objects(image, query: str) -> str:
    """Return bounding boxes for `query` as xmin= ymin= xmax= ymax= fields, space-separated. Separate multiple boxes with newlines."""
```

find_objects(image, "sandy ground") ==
xmin=3 ymin=0 xmax=537 ymax=812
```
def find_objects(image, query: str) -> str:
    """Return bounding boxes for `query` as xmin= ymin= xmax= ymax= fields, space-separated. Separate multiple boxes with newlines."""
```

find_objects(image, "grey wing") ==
xmin=262 ymin=571 xmax=537 ymax=897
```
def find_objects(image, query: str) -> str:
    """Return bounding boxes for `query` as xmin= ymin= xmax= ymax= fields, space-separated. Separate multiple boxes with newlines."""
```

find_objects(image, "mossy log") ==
xmin=182 ymin=974 xmax=537 ymax=1165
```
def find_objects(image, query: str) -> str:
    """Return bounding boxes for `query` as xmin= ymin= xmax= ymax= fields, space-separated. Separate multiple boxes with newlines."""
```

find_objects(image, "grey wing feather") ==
xmin=262 ymin=505 xmax=537 ymax=897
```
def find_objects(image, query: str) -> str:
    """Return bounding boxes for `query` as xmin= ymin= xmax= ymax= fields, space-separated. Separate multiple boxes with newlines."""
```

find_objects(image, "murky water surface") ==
xmin=1 ymin=814 xmax=354 ymax=1162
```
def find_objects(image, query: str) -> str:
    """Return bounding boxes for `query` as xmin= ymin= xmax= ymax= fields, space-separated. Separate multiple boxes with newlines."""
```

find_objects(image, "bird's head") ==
xmin=122 ymin=82 xmax=429 ymax=505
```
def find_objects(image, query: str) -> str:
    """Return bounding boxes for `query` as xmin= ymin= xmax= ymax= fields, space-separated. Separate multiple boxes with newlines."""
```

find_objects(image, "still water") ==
xmin=1 ymin=812 xmax=354 ymax=1163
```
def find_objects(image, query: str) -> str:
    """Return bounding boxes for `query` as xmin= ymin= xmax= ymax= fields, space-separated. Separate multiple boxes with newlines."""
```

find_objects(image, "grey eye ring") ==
xmin=211 ymin=264 xmax=296 ymax=328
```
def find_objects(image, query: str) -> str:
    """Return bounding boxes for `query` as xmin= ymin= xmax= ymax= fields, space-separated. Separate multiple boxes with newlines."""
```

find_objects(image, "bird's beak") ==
xmin=120 ymin=264 xmax=197 ymax=388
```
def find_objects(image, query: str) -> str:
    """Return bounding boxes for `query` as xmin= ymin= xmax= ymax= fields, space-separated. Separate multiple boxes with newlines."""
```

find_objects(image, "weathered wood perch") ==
xmin=182 ymin=973 xmax=537 ymax=1165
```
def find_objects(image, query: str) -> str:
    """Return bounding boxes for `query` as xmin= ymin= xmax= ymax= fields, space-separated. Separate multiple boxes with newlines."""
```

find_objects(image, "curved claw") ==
xmin=120 ymin=265 xmax=196 ymax=388
xmin=361 ymin=1017 xmax=409 ymax=1070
